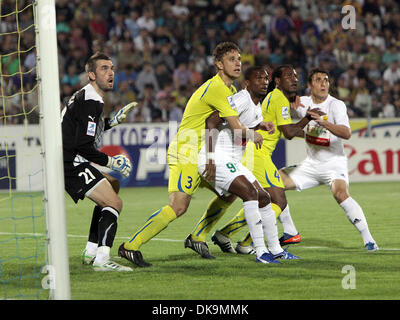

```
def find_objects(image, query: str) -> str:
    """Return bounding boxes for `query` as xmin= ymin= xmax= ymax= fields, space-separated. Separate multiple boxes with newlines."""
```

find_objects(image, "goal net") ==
xmin=0 ymin=0 xmax=69 ymax=300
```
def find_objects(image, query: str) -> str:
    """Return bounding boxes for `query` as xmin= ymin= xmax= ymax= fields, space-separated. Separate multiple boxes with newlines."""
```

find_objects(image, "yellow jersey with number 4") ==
xmin=258 ymin=88 xmax=293 ymax=156
xmin=241 ymin=88 xmax=292 ymax=189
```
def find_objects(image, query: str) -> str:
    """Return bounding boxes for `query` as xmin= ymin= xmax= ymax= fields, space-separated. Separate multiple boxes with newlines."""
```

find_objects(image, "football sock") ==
xmin=98 ymin=206 xmax=119 ymax=248
xmin=243 ymin=200 xmax=267 ymax=257
xmin=125 ymin=205 xmax=177 ymax=250
xmin=340 ymin=197 xmax=374 ymax=245
xmin=94 ymin=245 xmax=111 ymax=265
xmin=84 ymin=205 xmax=102 ymax=257
xmin=234 ymin=204 xmax=284 ymax=247
xmin=88 ymin=205 xmax=102 ymax=244
xmin=238 ymin=232 xmax=252 ymax=246
xmin=259 ymin=204 xmax=283 ymax=255
xmin=191 ymin=196 xmax=232 ymax=242
xmin=84 ymin=241 xmax=98 ymax=257
xmin=94 ymin=207 xmax=119 ymax=266
xmin=278 ymin=204 xmax=298 ymax=236
xmin=219 ymin=208 xmax=246 ymax=239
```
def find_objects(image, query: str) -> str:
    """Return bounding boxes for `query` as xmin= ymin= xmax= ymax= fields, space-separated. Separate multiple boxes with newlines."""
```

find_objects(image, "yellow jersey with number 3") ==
xmin=167 ymin=74 xmax=238 ymax=195
xmin=168 ymin=73 xmax=238 ymax=164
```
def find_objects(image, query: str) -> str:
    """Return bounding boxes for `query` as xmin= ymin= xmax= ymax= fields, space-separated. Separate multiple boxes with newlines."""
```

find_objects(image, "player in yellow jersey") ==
xmin=185 ymin=66 xmax=301 ymax=262
xmin=118 ymin=42 xmax=264 ymax=267
xmin=233 ymin=65 xmax=312 ymax=251
xmin=203 ymin=65 xmax=323 ymax=256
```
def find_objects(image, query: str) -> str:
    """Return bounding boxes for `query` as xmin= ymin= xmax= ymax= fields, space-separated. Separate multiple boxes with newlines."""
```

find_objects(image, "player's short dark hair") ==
xmin=266 ymin=64 xmax=294 ymax=94
xmin=85 ymin=52 xmax=111 ymax=74
xmin=212 ymin=42 xmax=241 ymax=63
xmin=244 ymin=66 xmax=265 ymax=81
xmin=307 ymin=68 xmax=329 ymax=84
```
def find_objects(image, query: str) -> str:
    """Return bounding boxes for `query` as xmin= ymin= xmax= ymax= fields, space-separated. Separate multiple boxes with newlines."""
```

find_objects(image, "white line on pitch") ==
xmin=0 ymin=231 xmax=181 ymax=242
xmin=1 ymin=232 xmax=399 ymax=250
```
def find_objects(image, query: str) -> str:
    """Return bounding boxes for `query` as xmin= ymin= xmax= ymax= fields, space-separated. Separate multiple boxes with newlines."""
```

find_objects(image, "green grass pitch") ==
xmin=1 ymin=181 xmax=399 ymax=300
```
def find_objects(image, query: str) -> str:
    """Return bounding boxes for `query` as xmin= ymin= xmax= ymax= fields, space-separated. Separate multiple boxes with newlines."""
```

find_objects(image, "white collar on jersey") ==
xmin=83 ymin=83 xmax=104 ymax=103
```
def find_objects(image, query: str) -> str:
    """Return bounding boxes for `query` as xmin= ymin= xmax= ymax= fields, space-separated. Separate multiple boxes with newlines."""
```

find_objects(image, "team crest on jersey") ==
xmin=227 ymin=95 xmax=237 ymax=110
xmin=281 ymin=106 xmax=289 ymax=120
xmin=87 ymin=121 xmax=96 ymax=136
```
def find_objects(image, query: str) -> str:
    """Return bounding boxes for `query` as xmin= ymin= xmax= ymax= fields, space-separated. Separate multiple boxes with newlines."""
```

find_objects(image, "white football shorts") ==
xmin=198 ymin=155 xmax=256 ymax=196
xmin=283 ymin=156 xmax=349 ymax=191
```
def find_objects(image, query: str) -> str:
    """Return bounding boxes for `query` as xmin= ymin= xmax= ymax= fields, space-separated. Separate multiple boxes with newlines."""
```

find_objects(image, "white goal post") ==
xmin=35 ymin=0 xmax=70 ymax=299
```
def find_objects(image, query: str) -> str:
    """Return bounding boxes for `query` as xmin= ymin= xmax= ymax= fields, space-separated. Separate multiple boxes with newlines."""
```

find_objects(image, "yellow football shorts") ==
xmin=167 ymin=156 xmax=201 ymax=196
xmin=242 ymin=151 xmax=285 ymax=189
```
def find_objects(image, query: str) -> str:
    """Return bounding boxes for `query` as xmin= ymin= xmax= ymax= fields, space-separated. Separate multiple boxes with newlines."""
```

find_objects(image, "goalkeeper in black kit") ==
xmin=61 ymin=52 xmax=135 ymax=271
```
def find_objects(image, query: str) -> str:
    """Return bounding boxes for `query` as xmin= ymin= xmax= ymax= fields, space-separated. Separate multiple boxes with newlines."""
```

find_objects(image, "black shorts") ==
xmin=64 ymin=162 xmax=106 ymax=203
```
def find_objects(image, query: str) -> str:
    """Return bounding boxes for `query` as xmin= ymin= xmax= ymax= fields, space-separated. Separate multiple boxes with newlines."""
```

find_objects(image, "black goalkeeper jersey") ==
xmin=61 ymin=83 xmax=111 ymax=171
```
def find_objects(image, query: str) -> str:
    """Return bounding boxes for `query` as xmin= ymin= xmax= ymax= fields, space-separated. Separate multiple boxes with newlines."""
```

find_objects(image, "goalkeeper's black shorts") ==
xmin=64 ymin=162 xmax=106 ymax=203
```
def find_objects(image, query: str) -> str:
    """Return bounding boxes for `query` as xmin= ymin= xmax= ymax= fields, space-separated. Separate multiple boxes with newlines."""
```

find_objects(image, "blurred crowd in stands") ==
xmin=1 ymin=0 xmax=400 ymax=125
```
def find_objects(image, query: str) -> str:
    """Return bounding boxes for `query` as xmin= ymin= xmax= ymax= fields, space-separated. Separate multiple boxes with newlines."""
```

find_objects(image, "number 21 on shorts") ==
xmin=78 ymin=168 xmax=96 ymax=184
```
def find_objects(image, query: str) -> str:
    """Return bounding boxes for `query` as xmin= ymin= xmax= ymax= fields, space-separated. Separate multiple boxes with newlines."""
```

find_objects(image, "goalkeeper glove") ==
xmin=108 ymin=101 xmax=137 ymax=127
xmin=107 ymin=155 xmax=132 ymax=178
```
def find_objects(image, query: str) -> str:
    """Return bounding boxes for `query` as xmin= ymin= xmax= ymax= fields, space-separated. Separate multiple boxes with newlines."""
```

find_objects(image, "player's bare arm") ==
xmin=279 ymin=121 xmax=308 ymax=140
xmin=225 ymin=116 xmax=263 ymax=149
xmin=311 ymin=117 xmax=351 ymax=140
xmin=202 ymin=111 xmax=223 ymax=182
xmin=253 ymin=121 xmax=275 ymax=134
xmin=280 ymin=107 xmax=325 ymax=140
xmin=279 ymin=114 xmax=312 ymax=140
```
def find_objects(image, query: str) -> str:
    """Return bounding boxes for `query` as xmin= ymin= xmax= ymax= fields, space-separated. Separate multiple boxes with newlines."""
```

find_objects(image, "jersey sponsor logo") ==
xmin=281 ymin=106 xmax=289 ymax=120
xmin=305 ymin=123 xmax=330 ymax=146
xmin=88 ymin=115 xmax=95 ymax=121
xmin=87 ymin=121 xmax=96 ymax=136
xmin=305 ymin=134 xmax=330 ymax=147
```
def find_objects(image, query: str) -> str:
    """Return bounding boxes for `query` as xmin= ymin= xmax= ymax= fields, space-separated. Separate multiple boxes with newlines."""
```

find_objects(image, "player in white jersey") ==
xmin=279 ymin=68 xmax=379 ymax=252
xmin=196 ymin=66 xmax=299 ymax=263
xmin=198 ymin=88 xmax=263 ymax=195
